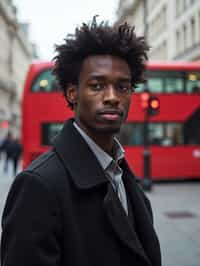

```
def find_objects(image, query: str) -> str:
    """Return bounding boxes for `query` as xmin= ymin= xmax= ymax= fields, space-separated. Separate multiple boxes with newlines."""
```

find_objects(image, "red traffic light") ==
xmin=140 ymin=92 xmax=150 ymax=109
xmin=150 ymin=98 xmax=160 ymax=109
xmin=1 ymin=120 xmax=9 ymax=129
xmin=148 ymin=96 xmax=160 ymax=115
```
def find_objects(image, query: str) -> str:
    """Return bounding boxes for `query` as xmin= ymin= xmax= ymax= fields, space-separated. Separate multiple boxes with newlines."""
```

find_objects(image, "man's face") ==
xmin=69 ymin=55 xmax=132 ymax=137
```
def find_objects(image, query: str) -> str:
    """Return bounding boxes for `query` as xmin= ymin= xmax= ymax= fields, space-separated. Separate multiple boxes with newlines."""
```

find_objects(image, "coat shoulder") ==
xmin=24 ymin=149 xmax=69 ymax=194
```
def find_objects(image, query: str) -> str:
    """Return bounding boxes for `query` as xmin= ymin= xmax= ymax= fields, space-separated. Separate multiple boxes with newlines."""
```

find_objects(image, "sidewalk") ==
xmin=0 ymin=154 xmax=22 ymax=221
xmin=0 ymin=159 xmax=15 ymax=238
xmin=146 ymin=182 xmax=200 ymax=266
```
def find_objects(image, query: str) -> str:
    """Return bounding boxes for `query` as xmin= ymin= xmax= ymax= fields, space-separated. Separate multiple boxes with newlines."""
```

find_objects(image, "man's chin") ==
xmin=94 ymin=125 xmax=121 ymax=135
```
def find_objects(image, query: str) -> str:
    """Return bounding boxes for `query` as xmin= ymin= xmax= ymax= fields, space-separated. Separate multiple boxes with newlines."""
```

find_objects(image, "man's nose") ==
xmin=103 ymin=85 xmax=119 ymax=105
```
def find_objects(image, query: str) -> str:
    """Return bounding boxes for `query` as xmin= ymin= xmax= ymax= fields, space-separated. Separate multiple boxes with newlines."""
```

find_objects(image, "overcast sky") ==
xmin=13 ymin=0 xmax=119 ymax=60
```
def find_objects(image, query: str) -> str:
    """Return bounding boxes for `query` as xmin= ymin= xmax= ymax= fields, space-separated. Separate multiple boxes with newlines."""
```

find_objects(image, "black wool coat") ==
xmin=1 ymin=119 xmax=161 ymax=266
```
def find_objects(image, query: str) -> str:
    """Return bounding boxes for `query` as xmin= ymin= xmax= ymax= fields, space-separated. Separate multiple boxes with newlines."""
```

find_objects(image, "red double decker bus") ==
xmin=22 ymin=61 xmax=200 ymax=180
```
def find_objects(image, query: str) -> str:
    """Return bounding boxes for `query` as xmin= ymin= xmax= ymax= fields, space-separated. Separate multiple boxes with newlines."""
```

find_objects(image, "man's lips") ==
xmin=97 ymin=109 xmax=123 ymax=121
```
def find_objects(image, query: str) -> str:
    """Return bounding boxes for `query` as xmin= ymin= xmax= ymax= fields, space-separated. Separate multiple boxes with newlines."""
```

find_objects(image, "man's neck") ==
xmin=75 ymin=120 xmax=115 ymax=156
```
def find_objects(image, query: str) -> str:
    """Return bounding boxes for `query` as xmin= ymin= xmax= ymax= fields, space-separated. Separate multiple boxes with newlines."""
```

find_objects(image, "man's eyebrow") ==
xmin=87 ymin=75 xmax=105 ymax=81
xmin=87 ymin=75 xmax=132 ymax=82
xmin=118 ymin=77 xmax=132 ymax=82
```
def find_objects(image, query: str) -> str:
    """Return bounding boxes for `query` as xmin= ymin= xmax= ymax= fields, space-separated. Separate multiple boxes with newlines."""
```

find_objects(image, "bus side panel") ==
xmin=125 ymin=146 xmax=200 ymax=180
xmin=151 ymin=146 xmax=200 ymax=180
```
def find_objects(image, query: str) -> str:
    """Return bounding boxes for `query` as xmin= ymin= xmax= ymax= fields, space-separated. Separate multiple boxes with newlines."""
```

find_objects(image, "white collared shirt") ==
xmin=73 ymin=121 xmax=128 ymax=215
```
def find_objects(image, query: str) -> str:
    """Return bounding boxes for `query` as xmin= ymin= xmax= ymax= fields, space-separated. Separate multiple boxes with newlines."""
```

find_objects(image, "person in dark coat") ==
xmin=0 ymin=132 xmax=13 ymax=173
xmin=10 ymin=137 xmax=23 ymax=175
xmin=1 ymin=17 xmax=162 ymax=266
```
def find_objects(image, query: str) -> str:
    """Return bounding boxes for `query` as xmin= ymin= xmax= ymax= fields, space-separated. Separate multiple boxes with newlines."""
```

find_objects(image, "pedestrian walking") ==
xmin=0 ymin=132 xmax=13 ymax=173
xmin=1 ymin=16 xmax=161 ymax=266
xmin=10 ymin=137 xmax=23 ymax=175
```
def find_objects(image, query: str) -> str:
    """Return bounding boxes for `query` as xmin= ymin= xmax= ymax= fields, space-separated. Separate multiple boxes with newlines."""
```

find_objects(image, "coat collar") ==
xmin=53 ymin=118 xmax=109 ymax=189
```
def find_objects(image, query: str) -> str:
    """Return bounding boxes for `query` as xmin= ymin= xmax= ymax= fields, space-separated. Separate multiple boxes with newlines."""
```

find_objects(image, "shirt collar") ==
xmin=73 ymin=121 xmax=124 ymax=170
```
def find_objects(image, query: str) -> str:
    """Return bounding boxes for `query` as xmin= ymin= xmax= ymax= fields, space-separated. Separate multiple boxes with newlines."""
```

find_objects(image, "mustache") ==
xmin=96 ymin=108 xmax=124 ymax=116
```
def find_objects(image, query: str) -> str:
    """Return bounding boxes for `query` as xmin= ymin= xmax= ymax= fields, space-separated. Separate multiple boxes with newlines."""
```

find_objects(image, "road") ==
xmin=0 ymin=156 xmax=200 ymax=266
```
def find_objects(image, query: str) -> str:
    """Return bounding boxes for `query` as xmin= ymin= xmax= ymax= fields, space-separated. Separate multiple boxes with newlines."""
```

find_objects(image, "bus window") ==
xmin=31 ymin=69 xmax=59 ymax=92
xmin=183 ymin=108 xmax=200 ymax=144
xmin=148 ymin=123 xmax=184 ymax=145
xmin=147 ymin=71 xmax=184 ymax=93
xmin=135 ymin=83 xmax=144 ymax=92
xmin=186 ymin=72 xmax=200 ymax=93
xmin=118 ymin=122 xmax=186 ymax=146
xmin=163 ymin=123 xmax=184 ymax=145
xmin=165 ymin=72 xmax=184 ymax=93
xmin=117 ymin=123 xmax=143 ymax=145
xmin=149 ymin=123 xmax=164 ymax=145
xmin=135 ymin=71 xmax=184 ymax=93
xmin=148 ymin=72 xmax=163 ymax=93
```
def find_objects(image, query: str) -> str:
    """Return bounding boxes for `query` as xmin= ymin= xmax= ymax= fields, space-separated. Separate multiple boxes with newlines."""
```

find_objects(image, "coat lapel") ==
xmin=121 ymin=161 xmax=162 ymax=266
xmin=103 ymin=183 xmax=152 ymax=266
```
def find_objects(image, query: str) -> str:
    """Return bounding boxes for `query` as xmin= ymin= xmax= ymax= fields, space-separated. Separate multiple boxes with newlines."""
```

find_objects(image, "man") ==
xmin=1 ymin=17 xmax=161 ymax=266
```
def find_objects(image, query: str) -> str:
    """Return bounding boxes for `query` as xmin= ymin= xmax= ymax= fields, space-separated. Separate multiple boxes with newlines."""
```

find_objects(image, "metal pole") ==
xmin=142 ymin=102 xmax=152 ymax=191
xmin=141 ymin=0 xmax=152 ymax=191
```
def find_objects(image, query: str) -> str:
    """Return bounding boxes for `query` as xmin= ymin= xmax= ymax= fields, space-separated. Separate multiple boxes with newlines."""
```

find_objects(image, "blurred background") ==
xmin=0 ymin=0 xmax=200 ymax=141
xmin=0 ymin=0 xmax=200 ymax=265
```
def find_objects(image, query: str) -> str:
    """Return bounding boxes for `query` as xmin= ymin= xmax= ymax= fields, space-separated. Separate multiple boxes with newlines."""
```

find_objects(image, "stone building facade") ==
xmin=0 ymin=0 xmax=34 ymax=140
xmin=115 ymin=0 xmax=200 ymax=61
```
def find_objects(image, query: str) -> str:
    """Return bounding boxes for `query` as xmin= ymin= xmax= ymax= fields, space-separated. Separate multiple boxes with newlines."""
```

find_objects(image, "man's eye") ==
xmin=90 ymin=83 xmax=104 ymax=91
xmin=118 ymin=84 xmax=132 ymax=93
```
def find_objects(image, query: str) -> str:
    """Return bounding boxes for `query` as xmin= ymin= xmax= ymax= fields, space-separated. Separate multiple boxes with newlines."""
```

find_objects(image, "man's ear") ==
xmin=66 ymin=85 xmax=78 ymax=106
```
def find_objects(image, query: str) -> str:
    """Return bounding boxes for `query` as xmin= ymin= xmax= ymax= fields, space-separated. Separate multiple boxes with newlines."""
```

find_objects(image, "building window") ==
xmin=191 ymin=17 xmax=195 ymax=46
xmin=199 ymin=11 xmax=200 ymax=42
xmin=176 ymin=30 xmax=180 ymax=53
xmin=176 ymin=0 xmax=181 ymax=17
xmin=183 ymin=0 xmax=187 ymax=10
xmin=183 ymin=24 xmax=187 ymax=49
xmin=179 ymin=0 xmax=183 ymax=14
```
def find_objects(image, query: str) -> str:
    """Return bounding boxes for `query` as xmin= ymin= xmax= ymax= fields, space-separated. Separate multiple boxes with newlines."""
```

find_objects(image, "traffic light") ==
xmin=147 ymin=96 xmax=160 ymax=116
xmin=140 ymin=91 xmax=150 ymax=110
xmin=1 ymin=120 xmax=9 ymax=129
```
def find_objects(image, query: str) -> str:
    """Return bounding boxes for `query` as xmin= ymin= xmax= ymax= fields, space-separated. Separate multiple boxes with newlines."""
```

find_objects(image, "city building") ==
xmin=115 ymin=0 xmax=200 ymax=61
xmin=0 ymin=0 xmax=35 ymax=140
